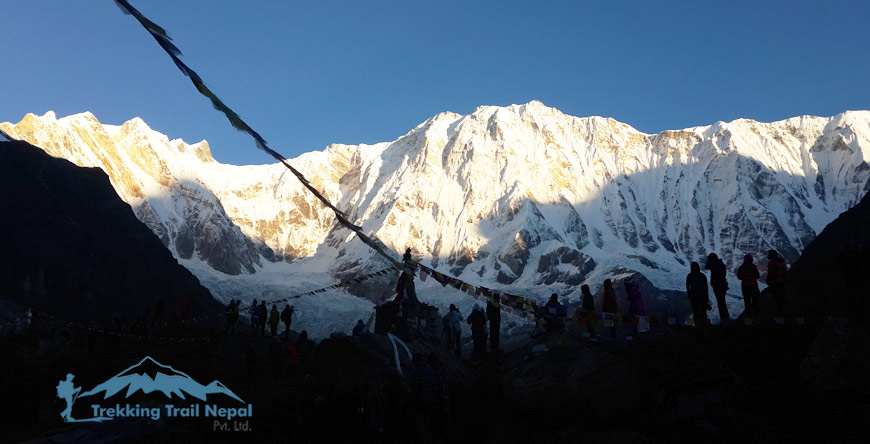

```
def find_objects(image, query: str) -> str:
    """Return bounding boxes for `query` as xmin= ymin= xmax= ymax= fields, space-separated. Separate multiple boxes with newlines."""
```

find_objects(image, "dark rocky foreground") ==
xmin=0 ymin=140 xmax=222 ymax=325
xmin=3 ymin=313 xmax=869 ymax=444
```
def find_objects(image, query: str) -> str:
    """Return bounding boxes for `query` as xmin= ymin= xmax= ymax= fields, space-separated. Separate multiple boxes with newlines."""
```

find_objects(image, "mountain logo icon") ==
xmin=56 ymin=356 xmax=243 ymax=423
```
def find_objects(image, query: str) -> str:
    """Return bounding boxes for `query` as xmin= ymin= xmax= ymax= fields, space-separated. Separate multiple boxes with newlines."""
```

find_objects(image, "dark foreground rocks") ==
xmin=4 ymin=314 xmax=870 ymax=444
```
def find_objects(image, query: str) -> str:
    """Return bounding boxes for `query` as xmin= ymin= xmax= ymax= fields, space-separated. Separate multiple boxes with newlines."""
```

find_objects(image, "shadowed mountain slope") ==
xmin=0 ymin=139 xmax=222 ymax=324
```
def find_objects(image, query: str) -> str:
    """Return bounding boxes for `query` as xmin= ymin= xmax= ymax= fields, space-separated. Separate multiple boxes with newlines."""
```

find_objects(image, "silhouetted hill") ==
xmin=0 ymin=139 xmax=222 ymax=324
xmin=788 ymin=190 xmax=870 ymax=317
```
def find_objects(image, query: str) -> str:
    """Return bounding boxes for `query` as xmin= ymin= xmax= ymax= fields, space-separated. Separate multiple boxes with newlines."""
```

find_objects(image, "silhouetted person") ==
xmin=686 ymin=262 xmax=710 ymax=325
xmin=269 ymin=304 xmax=280 ymax=336
xmin=446 ymin=304 xmax=463 ymax=358
xmin=289 ymin=330 xmax=315 ymax=376
xmin=544 ymin=293 xmax=566 ymax=332
xmin=625 ymin=279 xmax=645 ymax=335
xmin=766 ymin=250 xmax=788 ymax=312
xmin=467 ymin=304 xmax=487 ymax=359
xmin=281 ymin=304 xmax=294 ymax=340
xmin=486 ymin=297 xmax=501 ymax=353
xmin=56 ymin=373 xmax=81 ymax=422
xmin=705 ymin=253 xmax=730 ymax=323
xmin=736 ymin=254 xmax=760 ymax=316
xmin=250 ymin=299 xmax=260 ymax=336
xmin=395 ymin=247 xmax=419 ymax=303
xmin=580 ymin=284 xmax=596 ymax=336
xmin=353 ymin=319 xmax=366 ymax=336
xmin=258 ymin=301 xmax=268 ymax=337
xmin=602 ymin=279 xmax=618 ymax=337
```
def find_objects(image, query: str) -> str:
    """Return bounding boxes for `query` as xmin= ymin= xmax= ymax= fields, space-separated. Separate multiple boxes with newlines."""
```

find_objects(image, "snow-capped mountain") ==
xmin=3 ymin=102 xmax=869 ymax=322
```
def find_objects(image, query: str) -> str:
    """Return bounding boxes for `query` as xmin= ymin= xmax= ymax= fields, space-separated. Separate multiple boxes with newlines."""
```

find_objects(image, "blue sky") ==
xmin=2 ymin=1 xmax=868 ymax=165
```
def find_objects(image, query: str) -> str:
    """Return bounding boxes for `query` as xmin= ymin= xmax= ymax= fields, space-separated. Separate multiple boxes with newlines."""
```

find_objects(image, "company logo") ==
xmin=56 ymin=356 xmax=251 ymax=423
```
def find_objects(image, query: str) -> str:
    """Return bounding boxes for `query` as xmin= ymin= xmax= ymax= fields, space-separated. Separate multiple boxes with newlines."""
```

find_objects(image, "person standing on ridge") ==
xmin=281 ymin=304 xmax=294 ymax=339
xmin=544 ymin=293 xmax=567 ymax=332
xmin=258 ymin=300 xmax=268 ymax=337
xmin=353 ymin=319 xmax=366 ymax=336
xmin=686 ymin=262 xmax=711 ymax=325
xmin=736 ymin=254 xmax=761 ymax=316
xmin=467 ymin=304 xmax=488 ymax=359
xmin=602 ymin=279 xmax=618 ymax=337
xmin=705 ymin=253 xmax=730 ymax=323
xmin=485 ymin=296 xmax=501 ymax=353
xmin=625 ymin=279 xmax=645 ymax=336
xmin=269 ymin=304 xmax=280 ymax=337
xmin=766 ymin=250 xmax=788 ymax=312
xmin=446 ymin=304 xmax=463 ymax=358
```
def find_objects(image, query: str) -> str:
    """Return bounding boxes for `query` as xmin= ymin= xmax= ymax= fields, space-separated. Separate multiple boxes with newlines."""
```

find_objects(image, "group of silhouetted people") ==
xmin=225 ymin=299 xmax=295 ymax=339
xmin=442 ymin=299 xmax=502 ymax=360
xmin=687 ymin=249 xmax=789 ymax=324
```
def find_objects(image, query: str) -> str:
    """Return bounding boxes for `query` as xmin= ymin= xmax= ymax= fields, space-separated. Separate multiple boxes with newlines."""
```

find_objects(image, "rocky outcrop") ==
xmin=0 ymin=139 xmax=222 ymax=323
xmin=787 ymin=190 xmax=870 ymax=317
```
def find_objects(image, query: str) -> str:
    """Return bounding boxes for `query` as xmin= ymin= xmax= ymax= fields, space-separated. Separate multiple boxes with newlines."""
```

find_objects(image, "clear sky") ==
xmin=2 ymin=1 xmax=868 ymax=165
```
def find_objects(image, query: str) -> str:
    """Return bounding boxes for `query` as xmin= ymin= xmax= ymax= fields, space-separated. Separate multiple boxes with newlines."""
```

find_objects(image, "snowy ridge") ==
xmin=3 ymin=102 xmax=869 ymax=333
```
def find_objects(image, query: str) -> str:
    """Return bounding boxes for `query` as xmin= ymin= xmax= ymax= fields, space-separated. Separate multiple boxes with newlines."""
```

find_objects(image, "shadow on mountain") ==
xmin=0 ymin=139 xmax=223 ymax=324
xmin=129 ymin=179 xmax=277 ymax=276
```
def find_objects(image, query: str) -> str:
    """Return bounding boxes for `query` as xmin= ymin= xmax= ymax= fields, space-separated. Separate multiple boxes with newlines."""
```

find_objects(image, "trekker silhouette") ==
xmin=289 ymin=330 xmax=315 ymax=376
xmin=625 ymin=279 xmax=645 ymax=335
xmin=281 ymin=304 xmax=294 ymax=339
xmin=580 ymin=284 xmax=596 ymax=336
xmin=446 ymin=304 xmax=463 ymax=358
xmin=269 ymin=304 xmax=280 ymax=337
xmin=250 ymin=299 xmax=260 ymax=336
xmin=544 ymin=293 xmax=567 ymax=332
xmin=766 ymin=250 xmax=788 ymax=312
xmin=56 ymin=373 xmax=81 ymax=422
xmin=467 ymin=304 xmax=487 ymax=359
xmin=258 ymin=301 xmax=268 ymax=337
xmin=394 ymin=247 xmax=419 ymax=303
xmin=686 ymin=262 xmax=711 ymax=325
xmin=705 ymin=253 xmax=730 ymax=323
xmin=737 ymin=254 xmax=761 ymax=316
xmin=602 ymin=279 xmax=618 ymax=337
xmin=353 ymin=319 xmax=366 ymax=336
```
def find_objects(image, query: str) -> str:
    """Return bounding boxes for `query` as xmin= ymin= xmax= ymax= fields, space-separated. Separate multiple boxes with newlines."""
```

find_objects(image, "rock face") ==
xmin=0 ymin=139 xmax=221 ymax=324
xmin=3 ymin=104 xmax=869 ymax=309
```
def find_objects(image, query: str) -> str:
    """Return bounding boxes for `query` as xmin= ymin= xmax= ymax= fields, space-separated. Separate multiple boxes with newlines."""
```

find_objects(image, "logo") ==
xmin=56 ymin=356 xmax=251 ymax=424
